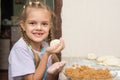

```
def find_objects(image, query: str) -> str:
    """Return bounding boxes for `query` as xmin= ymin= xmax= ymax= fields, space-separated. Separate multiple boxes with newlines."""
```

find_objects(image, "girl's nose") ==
xmin=36 ymin=24 xmax=42 ymax=30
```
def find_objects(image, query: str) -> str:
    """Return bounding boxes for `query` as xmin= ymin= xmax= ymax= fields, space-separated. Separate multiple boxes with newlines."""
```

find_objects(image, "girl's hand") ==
xmin=46 ymin=38 xmax=65 ymax=54
xmin=47 ymin=61 xmax=66 ymax=74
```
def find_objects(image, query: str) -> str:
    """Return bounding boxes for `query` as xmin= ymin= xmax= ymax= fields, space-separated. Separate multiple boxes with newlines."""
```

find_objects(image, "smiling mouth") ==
xmin=33 ymin=33 xmax=44 ymax=37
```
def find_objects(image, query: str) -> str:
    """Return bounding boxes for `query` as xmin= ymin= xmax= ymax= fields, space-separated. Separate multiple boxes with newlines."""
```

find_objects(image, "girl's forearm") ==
xmin=34 ymin=52 xmax=50 ymax=80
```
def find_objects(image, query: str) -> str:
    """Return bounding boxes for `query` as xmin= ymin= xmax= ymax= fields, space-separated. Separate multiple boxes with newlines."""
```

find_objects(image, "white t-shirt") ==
xmin=8 ymin=38 xmax=52 ymax=80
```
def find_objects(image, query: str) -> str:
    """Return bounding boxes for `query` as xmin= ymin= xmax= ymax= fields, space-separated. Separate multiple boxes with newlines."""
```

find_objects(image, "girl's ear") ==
xmin=20 ymin=21 xmax=25 ymax=31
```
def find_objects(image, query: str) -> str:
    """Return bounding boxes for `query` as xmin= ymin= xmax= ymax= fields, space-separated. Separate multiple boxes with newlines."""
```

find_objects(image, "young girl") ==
xmin=8 ymin=1 xmax=66 ymax=80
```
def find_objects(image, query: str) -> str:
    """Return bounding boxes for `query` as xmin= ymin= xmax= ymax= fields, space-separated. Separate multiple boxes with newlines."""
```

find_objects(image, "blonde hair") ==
xmin=18 ymin=1 xmax=55 ymax=41
xmin=17 ymin=1 xmax=59 ymax=68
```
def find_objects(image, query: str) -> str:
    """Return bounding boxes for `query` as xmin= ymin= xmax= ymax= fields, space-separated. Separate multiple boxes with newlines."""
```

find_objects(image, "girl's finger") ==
xmin=53 ymin=43 xmax=64 ymax=53
xmin=60 ymin=38 xmax=65 ymax=49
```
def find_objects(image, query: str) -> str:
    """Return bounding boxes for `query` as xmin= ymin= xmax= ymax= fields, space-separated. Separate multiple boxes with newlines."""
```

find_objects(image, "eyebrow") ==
xmin=27 ymin=19 xmax=49 ymax=22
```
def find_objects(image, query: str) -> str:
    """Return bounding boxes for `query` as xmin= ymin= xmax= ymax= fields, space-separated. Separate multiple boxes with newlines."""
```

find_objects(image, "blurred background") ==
xmin=0 ymin=0 xmax=55 ymax=80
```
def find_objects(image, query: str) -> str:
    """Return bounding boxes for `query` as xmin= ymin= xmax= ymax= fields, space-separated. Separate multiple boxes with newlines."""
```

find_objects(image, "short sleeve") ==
xmin=9 ymin=47 xmax=35 ymax=77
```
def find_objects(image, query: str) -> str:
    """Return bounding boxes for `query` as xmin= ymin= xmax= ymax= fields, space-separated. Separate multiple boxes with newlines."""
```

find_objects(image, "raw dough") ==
xmin=97 ymin=56 xmax=120 ymax=66
xmin=87 ymin=53 xmax=97 ymax=60
xmin=50 ymin=39 xmax=60 ymax=47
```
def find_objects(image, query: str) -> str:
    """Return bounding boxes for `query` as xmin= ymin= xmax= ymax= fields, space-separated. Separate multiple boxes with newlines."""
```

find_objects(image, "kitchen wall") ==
xmin=62 ymin=0 xmax=120 ymax=57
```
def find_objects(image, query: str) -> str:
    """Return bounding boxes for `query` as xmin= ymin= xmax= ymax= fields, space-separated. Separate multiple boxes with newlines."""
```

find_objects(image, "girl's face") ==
xmin=20 ymin=8 xmax=51 ymax=43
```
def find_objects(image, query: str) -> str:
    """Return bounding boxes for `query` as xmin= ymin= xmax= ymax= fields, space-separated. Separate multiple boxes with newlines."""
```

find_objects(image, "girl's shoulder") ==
xmin=12 ymin=38 xmax=28 ymax=49
xmin=10 ymin=38 xmax=32 ymax=56
xmin=9 ymin=38 xmax=33 ymax=58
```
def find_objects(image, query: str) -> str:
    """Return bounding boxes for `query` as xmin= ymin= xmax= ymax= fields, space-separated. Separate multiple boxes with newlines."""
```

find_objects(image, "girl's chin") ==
xmin=31 ymin=38 xmax=44 ymax=43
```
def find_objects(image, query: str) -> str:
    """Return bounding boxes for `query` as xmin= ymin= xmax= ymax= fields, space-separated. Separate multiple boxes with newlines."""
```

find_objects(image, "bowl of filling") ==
xmin=64 ymin=65 xmax=117 ymax=80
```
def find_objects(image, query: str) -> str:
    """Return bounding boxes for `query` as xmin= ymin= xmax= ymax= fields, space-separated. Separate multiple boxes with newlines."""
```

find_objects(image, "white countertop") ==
xmin=59 ymin=57 xmax=120 ymax=80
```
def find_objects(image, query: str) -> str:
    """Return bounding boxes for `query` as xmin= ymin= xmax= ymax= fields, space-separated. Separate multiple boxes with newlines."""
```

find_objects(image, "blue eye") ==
xmin=42 ymin=22 xmax=48 ymax=26
xmin=29 ymin=21 xmax=36 ymax=26
xmin=30 ymin=22 xmax=35 ymax=25
xmin=41 ymin=22 xmax=49 ymax=26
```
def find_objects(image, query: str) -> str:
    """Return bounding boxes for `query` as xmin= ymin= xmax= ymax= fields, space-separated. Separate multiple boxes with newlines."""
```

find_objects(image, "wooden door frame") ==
xmin=54 ymin=0 xmax=63 ymax=60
